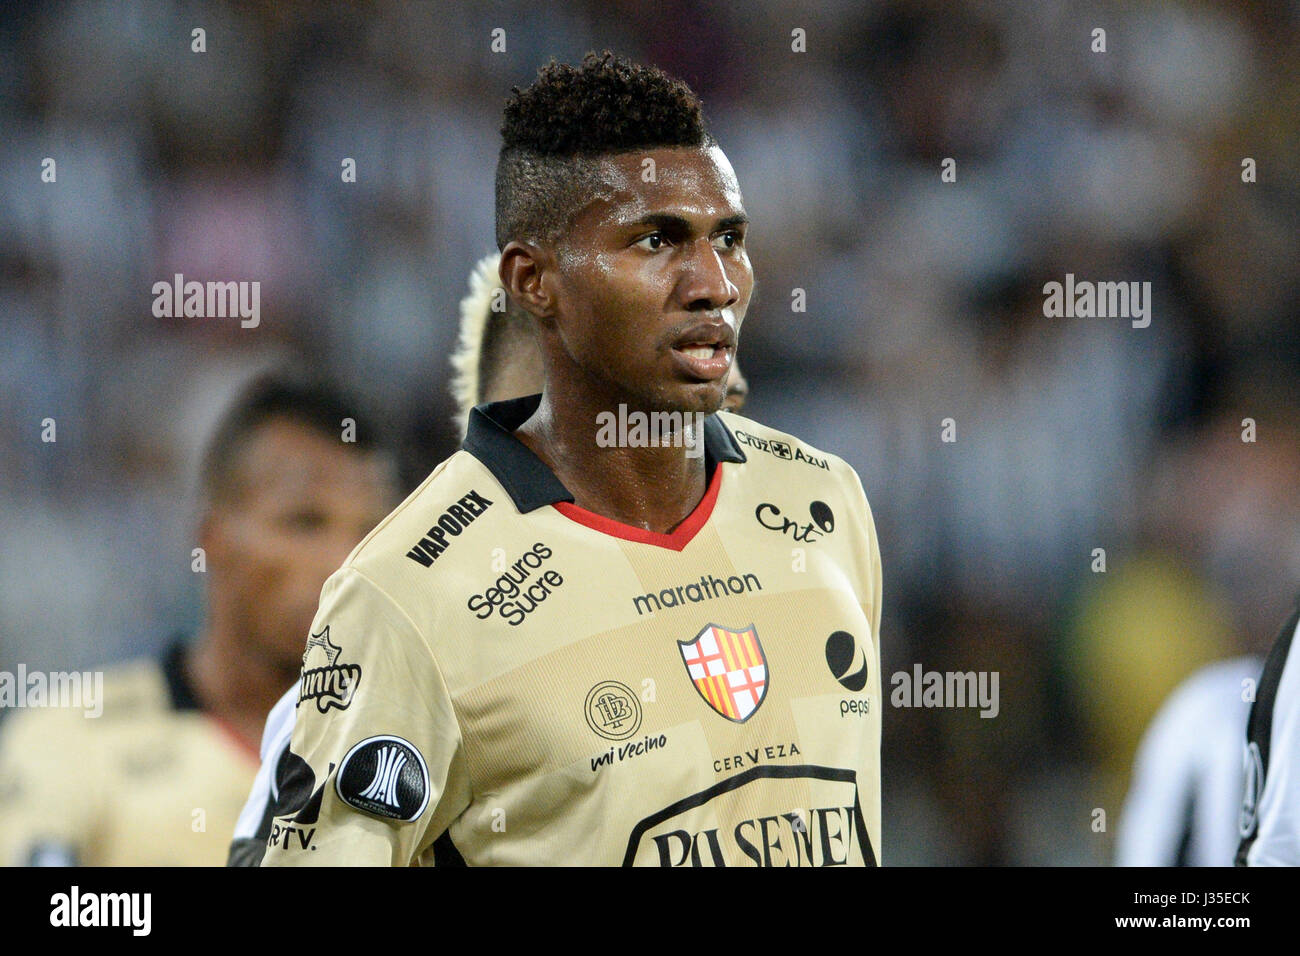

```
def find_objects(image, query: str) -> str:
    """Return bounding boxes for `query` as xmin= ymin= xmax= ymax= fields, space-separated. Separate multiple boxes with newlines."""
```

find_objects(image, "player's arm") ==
xmin=1238 ymin=605 xmax=1300 ymax=865
xmin=844 ymin=466 xmax=883 ymax=677
xmin=844 ymin=463 xmax=884 ymax=861
xmin=260 ymin=566 xmax=468 ymax=867
xmin=866 ymin=488 xmax=882 ymax=675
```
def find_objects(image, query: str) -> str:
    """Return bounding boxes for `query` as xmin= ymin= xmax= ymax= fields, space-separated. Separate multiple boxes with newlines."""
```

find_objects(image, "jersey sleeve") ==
xmin=1239 ymin=607 xmax=1300 ymax=865
xmin=844 ymin=463 xmax=884 ymax=861
xmin=0 ymin=709 xmax=104 ymax=865
xmin=260 ymin=566 xmax=468 ymax=867
xmin=866 ymin=489 xmax=882 ymax=667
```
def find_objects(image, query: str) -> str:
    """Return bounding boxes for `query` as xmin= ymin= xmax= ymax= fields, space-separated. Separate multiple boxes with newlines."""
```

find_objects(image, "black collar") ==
xmin=160 ymin=639 xmax=202 ymax=712
xmin=462 ymin=393 xmax=747 ymax=514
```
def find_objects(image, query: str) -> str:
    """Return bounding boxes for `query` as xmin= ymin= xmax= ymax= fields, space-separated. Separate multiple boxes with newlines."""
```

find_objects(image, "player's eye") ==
xmin=283 ymin=509 xmax=326 ymax=532
xmin=634 ymin=232 xmax=668 ymax=251
xmin=712 ymin=231 xmax=742 ymax=251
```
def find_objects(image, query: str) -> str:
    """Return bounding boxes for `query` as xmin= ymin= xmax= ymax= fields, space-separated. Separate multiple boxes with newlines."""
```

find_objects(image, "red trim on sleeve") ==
xmin=552 ymin=463 xmax=723 ymax=552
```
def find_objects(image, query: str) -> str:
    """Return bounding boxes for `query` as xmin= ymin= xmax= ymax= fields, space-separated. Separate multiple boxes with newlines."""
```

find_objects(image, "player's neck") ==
xmin=516 ymin=388 xmax=708 ymax=535
xmin=187 ymin=621 xmax=299 ymax=750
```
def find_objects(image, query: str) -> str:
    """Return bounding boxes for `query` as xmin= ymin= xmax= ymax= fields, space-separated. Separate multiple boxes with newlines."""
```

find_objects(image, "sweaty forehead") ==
xmin=578 ymin=145 xmax=745 ymax=228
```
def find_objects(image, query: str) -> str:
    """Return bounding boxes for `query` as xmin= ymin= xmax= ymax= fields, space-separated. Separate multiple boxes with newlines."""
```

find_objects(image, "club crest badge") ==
xmin=678 ymin=624 xmax=768 ymax=722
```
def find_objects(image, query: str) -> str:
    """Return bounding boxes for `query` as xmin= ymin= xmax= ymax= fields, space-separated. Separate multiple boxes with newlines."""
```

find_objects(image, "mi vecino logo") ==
xmin=585 ymin=681 xmax=642 ymax=741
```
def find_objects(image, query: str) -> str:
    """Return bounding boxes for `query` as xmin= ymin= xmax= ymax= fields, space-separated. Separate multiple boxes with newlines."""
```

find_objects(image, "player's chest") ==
xmin=450 ymin=568 xmax=877 ymax=789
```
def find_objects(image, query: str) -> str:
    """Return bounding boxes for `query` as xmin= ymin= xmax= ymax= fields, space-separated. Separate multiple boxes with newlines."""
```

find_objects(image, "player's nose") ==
xmin=678 ymin=239 xmax=739 ymax=312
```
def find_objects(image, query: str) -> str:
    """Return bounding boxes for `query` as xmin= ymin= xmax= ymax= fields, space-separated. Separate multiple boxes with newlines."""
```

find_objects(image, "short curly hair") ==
xmin=200 ymin=372 xmax=391 ymax=505
xmin=494 ymin=51 xmax=714 ymax=251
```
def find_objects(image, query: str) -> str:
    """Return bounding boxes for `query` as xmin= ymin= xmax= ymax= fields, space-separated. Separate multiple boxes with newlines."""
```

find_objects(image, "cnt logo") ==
xmin=755 ymin=499 xmax=835 ymax=542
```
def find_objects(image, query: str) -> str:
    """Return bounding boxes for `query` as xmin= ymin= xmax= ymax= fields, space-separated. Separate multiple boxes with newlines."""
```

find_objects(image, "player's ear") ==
xmin=499 ymin=240 xmax=556 ymax=324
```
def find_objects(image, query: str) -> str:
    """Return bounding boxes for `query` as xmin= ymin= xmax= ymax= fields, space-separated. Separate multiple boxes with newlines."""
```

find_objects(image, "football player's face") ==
xmin=205 ymin=419 xmax=396 ymax=669
xmin=550 ymin=145 xmax=753 ymax=415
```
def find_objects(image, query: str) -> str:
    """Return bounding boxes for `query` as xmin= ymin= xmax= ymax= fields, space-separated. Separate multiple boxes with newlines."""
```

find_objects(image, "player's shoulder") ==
xmin=1161 ymin=657 xmax=1261 ymax=723
xmin=1139 ymin=657 xmax=1260 ymax=771
xmin=0 ymin=654 xmax=171 ymax=751
xmin=339 ymin=447 xmax=501 ymax=581
xmin=716 ymin=410 xmax=868 ymax=498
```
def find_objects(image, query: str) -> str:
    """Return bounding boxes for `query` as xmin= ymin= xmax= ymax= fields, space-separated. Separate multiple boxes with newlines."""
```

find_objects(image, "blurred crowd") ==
xmin=1 ymin=0 xmax=1297 ymax=864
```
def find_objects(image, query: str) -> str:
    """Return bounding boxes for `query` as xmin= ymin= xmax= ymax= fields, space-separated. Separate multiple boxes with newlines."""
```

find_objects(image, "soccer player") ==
xmin=228 ymin=252 xmax=753 ymax=866
xmin=259 ymin=52 xmax=882 ymax=867
xmin=1237 ymin=602 xmax=1300 ymax=865
xmin=1116 ymin=657 xmax=1261 ymax=865
xmin=0 ymin=374 xmax=397 ymax=865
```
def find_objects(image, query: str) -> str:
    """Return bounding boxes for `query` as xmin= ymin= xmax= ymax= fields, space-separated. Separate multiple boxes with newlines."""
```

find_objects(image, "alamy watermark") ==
xmin=595 ymin=404 xmax=706 ymax=459
xmin=151 ymin=273 xmax=260 ymax=328
xmin=890 ymin=665 xmax=999 ymax=718
xmin=0 ymin=666 xmax=103 ymax=718
xmin=50 ymin=886 xmax=150 ymax=936
xmin=1042 ymin=273 xmax=1151 ymax=328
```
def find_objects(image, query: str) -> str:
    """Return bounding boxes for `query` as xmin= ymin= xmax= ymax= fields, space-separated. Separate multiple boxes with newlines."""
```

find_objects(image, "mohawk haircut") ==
xmin=449 ymin=253 xmax=543 ymax=438
xmin=495 ymin=51 xmax=714 ymax=251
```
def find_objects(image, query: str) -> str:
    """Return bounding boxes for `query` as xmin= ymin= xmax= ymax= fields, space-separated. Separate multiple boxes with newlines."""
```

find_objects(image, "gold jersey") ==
xmin=261 ymin=396 xmax=883 ymax=866
xmin=0 ymin=643 xmax=259 ymax=866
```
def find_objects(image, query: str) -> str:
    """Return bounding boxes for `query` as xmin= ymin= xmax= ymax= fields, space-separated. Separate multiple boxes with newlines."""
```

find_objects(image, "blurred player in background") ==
xmin=0 ymin=374 xmax=397 ymax=865
xmin=228 ymin=251 xmax=753 ymax=866
xmin=1084 ymin=404 xmax=1300 ymax=866
xmin=1116 ymin=656 xmax=1261 ymax=865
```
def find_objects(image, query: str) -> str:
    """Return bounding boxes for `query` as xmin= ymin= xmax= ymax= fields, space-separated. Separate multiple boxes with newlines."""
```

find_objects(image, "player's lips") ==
xmin=669 ymin=321 xmax=736 ymax=381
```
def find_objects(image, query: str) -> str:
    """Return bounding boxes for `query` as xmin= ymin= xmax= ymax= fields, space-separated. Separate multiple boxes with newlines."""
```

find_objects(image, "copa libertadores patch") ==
xmin=335 ymin=735 xmax=430 ymax=822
